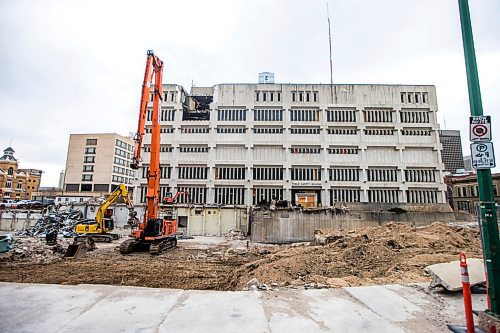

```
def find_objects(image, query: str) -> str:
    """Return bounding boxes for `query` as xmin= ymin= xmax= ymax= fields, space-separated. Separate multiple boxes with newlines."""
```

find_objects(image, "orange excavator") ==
xmin=120 ymin=50 xmax=177 ymax=255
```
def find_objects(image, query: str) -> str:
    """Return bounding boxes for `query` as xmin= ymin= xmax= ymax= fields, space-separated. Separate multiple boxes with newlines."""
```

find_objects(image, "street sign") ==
xmin=471 ymin=142 xmax=496 ymax=169
xmin=470 ymin=115 xmax=491 ymax=141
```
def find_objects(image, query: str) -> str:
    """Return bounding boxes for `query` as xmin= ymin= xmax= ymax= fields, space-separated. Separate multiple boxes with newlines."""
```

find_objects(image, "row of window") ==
xmin=143 ymin=145 xmax=173 ymax=152
xmin=145 ymin=127 xmax=175 ymax=133
xmin=255 ymin=90 xmax=282 ymax=103
xmin=326 ymin=110 xmax=356 ymax=122
xmin=363 ymin=110 xmax=394 ymax=123
xmin=401 ymin=92 xmax=429 ymax=104
xmin=217 ymin=109 xmax=247 ymax=121
xmin=112 ymin=175 xmax=133 ymax=184
xmin=253 ymin=109 xmax=284 ymax=121
xmin=149 ymin=91 xmax=177 ymax=103
xmin=116 ymin=139 xmax=133 ymax=152
xmin=113 ymin=166 xmax=135 ymax=177
xmin=113 ymin=157 xmax=130 ymax=167
xmin=136 ymin=185 xmax=440 ymax=205
xmin=291 ymin=91 xmax=319 ymax=103
xmin=136 ymin=166 xmax=436 ymax=182
xmin=367 ymin=169 xmax=398 ymax=182
xmin=115 ymin=148 xmax=131 ymax=159
xmin=142 ymin=108 xmax=432 ymax=123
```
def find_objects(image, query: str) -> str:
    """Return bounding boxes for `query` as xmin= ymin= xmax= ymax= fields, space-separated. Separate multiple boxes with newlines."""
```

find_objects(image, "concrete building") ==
xmin=438 ymin=130 xmax=465 ymax=173
xmin=0 ymin=147 xmax=42 ymax=200
xmin=63 ymin=133 xmax=135 ymax=196
xmin=463 ymin=155 xmax=475 ymax=173
xmin=135 ymin=82 xmax=447 ymax=207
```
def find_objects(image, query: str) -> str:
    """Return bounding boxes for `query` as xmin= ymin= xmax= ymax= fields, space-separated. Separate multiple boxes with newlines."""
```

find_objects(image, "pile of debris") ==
xmin=0 ymin=236 xmax=69 ymax=264
xmin=22 ymin=208 xmax=86 ymax=239
xmin=225 ymin=222 xmax=483 ymax=290
xmin=225 ymin=229 xmax=247 ymax=241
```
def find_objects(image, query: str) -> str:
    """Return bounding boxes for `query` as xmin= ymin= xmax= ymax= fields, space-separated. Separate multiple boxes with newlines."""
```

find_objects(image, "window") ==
xmin=179 ymin=146 xmax=209 ymax=153
xmin=367 ymin=168 xmax=399 ymax=182
xmin=253 ymin=109 xmax=283 ymax=121
xmin=327 ymin=128 xmax=357 ymax=135
xmin=217 ymin=109 xmax=247 ymax=121
xmin=363 ymin=110 xmax=393 ymax=122
xmin=215 ymin=167 xmax=246 ymax=180
xmin=6 ymin=180 xmax=12 ymax=188
xmin=7 ymin=167 xmax=13 ymax=176
xmin=177 ymin=166 xmax=209 ymax=179
xmin=290 ymin=147 xmax=321 ymax=154
xmin=253 ymin=127 xmax=283 ymax=134
xmin=330 ymin=188 xmax=360 ymax=203
xmin=406 ymin=190 xmax=439 ymax=203
xmin=253 ymin=167 xmax=284 ymax=180
xmin=368 ymin=189 xmax=399 ymax=203
xmin=86 ymin=139 xmax=97 ymax=145
xmin=291 ymin=167 xmax=322 ymax=181
xmin=290 ymin=127 xmax=320 ymax=134
xmin=214 ymin=187 xmax=245 ymax=205
xmin=253 ymin=188 xmax=283 ymax=204
xmin=400 ymin=111 xmax=430 ymax=123
xmin=404 ymin=169 xmax=436 ymax=182
xmin=181 ymin=127 xmax=210 ymax=134
xmin=216 ymin=127 xmax=246 ymax=133
xmin=82 ymin=174 xmax=93 ymax=181
xmin=83 ymin=165 xmax=94 ymax=172
xmin=290 ymin=109 xmax=320 ymax=122
xmin=85 ymin=147 xmax=96 ymax=154
xmin=84 ymin=156 xmax=95 ymax=163
xmin=329 ymin=168 xmax=359 ymax=181
xmin=326 ymin=109 xmax=356 ymax=122
xmin=327 ymin=147 xmax=359 ymax=154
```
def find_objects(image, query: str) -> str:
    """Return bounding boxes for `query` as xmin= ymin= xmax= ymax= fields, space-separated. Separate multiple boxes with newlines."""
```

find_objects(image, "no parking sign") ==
xmin=470 ymin=116 xmax=491 ymax=142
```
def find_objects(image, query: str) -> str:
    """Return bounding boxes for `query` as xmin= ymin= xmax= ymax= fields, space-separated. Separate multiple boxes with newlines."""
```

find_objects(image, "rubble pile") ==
xmin=0 ymin=236 xmax=69 ymax=264
xmin=22 ymin=208 xmax=85 ymax=239
xmin=225 ymin=229 xmax=247 ymax=241
xmin=225 ymin=222 xmax=483 ymax=290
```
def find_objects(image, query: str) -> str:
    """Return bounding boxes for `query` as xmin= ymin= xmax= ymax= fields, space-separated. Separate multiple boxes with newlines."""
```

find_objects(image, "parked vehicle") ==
xmin=0 ymin=200 xmax=17 ymax=209
xmin=16 ymin=200 xmax=31 ymax=208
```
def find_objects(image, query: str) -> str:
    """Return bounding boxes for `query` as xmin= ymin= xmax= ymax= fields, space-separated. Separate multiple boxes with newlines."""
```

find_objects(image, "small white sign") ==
xmin=471 ymin=142 xmax=496 ymax=169
xmin=470 ymin=116 xmax=491 ymax=142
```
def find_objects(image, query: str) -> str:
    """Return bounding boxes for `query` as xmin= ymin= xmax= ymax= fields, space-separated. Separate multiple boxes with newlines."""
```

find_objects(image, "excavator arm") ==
xmin=131 ymin=50 xmax=163 ymax=170
xmin=95 ymin=183 xmax=132 ymax=229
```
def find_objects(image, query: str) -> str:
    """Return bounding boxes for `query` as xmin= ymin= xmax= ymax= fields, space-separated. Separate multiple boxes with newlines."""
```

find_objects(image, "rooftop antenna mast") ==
xmin=327 ymin=3 xmax=334 ymax=103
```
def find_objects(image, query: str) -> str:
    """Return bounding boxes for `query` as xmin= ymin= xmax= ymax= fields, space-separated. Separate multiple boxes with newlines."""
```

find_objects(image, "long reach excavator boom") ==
xmin=120 ymin=50 xmax=177 ymax=255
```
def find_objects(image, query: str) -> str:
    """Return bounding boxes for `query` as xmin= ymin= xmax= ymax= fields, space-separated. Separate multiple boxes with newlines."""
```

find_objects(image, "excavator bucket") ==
xmin=63 ymin=236 xmax=95 ymax=259
xmin=63 ymin=243 xmax=87 ymax=259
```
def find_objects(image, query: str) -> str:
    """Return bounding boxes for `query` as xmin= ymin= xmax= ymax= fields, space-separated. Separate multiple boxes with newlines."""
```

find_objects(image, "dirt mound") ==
xmin=225 ymin=222 xmax=482 ymax=289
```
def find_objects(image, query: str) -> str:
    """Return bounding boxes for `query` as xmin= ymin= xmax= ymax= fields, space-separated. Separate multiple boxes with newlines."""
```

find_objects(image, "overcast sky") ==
xmin=0 ymin=0 xmax=499 ymax=187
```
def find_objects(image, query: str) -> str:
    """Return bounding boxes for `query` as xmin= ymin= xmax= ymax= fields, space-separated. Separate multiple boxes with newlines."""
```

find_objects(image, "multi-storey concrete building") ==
xmin=136 ymin=82 xmax=447 ymax=207
xmin=439 ymin=130 xmax=465 ymax=173
xmin=63 ymin=133 xmax=135 ymax=195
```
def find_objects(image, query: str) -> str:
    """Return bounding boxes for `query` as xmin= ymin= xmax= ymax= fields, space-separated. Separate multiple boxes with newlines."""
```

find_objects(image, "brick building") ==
xmin=0 ymin=147 xmax=43 ymax=200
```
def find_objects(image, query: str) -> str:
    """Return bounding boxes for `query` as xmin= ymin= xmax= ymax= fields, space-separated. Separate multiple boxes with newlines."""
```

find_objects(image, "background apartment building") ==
xmin=135 ymin=81 xmax=447 ymax=207
xmin=63 ymin=133 xmax=135 ymax=195
xmin=438 ymin=130 xmax=465 ymax=173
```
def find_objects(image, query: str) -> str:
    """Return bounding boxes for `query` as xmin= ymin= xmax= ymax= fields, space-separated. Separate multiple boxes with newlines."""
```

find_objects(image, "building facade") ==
xmin=448 ymin=172 xmax=500 ymax=214
xmin=135 ymin=83 xmax=447 ymax=207
xmin=63 ymin=133 xmax=135 ymax=195
xmin=439 ymin=130 xmax=465 ymax=173
xmin=0 ymin=147 xmax=42 ymax=200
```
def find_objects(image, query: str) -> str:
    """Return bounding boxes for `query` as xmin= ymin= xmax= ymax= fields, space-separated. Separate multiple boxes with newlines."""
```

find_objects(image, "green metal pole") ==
xmin=458 ymin=0 xmax=500 ymax=315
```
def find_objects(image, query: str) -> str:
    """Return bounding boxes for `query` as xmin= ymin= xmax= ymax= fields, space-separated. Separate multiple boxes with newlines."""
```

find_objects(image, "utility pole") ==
xmin=458 ymin=0 xmax=500 ymax=315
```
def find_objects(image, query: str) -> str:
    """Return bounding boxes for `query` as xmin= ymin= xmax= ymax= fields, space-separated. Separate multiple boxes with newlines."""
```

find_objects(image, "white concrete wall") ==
xmin=135 ymin=83 xmax=446 ymax=206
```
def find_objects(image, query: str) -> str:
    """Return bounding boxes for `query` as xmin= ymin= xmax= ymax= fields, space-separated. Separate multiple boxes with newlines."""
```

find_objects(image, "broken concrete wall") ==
xmin=251 ymin=203 xmax=456 ymax=243
xmin=0 ymin=211 xmax=42 ymax=231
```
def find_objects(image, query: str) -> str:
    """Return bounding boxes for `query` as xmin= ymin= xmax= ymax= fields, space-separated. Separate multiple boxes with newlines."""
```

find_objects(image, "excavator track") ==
xmin=149 ymin=237 xmax=177 ymax=255
xmin=119 ymin=238 xmax=138 ymax=254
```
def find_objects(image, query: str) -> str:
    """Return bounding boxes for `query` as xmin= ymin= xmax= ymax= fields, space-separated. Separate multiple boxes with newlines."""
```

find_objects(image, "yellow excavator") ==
xmin=74 ymin=183 xmax=137 ymax=243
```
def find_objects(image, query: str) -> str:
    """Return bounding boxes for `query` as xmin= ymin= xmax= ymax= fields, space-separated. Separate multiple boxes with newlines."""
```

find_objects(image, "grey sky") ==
xmin=0 ymin=0 xmax=499 ymax=186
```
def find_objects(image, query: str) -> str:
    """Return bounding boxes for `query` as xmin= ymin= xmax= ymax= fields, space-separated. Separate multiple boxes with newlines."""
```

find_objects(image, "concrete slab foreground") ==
xmin=0 ymin=282 xmax=488 ymax=333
